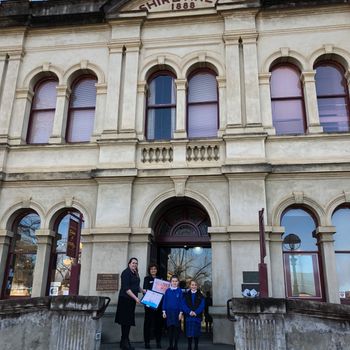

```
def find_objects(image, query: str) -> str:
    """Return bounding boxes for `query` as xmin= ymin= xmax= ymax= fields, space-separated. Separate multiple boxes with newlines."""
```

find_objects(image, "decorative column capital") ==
xmin=259 ymin=73 xmax=271 ymax=85
xmin=216 ymin=76 xmax=226 ymax=88
xmin=301 ymin=71 xmax=316 ymax=84
xmin=175 ymin=79 xmax=187 ymax=90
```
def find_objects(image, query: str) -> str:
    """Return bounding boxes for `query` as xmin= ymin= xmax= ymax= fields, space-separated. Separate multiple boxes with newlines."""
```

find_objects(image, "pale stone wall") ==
xmin=0 ymin=0 xmax=349 ymax=344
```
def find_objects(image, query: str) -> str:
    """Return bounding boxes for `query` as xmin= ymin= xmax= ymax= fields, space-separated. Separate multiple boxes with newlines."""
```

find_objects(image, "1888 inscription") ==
xmin=96 ymin=273 xmax=119 ymax=291
xmin=139 ymin=0 xmax=216 ymax=12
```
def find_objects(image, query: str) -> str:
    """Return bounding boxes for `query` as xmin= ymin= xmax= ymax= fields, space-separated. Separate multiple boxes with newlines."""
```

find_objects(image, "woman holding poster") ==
xmin=143 ymin=263 xmax=163 ymax=349
xmin=115 ymin=257 xmax=143 ymax=350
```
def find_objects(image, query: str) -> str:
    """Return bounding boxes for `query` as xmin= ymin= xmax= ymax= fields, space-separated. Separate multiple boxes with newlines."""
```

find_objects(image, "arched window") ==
xmin=146 ymin=72 xmax=176 ymax=140
xmin=281 ymin=207 xmax=324 ymax=300
xmin=332 ymin=206 xmax=350 ymax=303
xmin=66 ymin=76 xmax=97 ymax=143
xmin=315 ymin=61 xmax=350 ymax=132
xmin=187 ymin=69 xmax=218 ymax=138
xmin=1 ymin=212 xmax=40 ymax=298
xmin=47 ymin=210 xmax=83 ymax=296
xmin=270 ymin=64 xmax=306 ymax=135
xmin=27 ymin=79 xmax=58 ymax=144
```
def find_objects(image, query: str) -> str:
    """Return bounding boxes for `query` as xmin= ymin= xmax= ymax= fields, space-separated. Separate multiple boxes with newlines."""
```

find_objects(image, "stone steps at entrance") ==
xmin=101 ymin=333 xmax=233 ymax=350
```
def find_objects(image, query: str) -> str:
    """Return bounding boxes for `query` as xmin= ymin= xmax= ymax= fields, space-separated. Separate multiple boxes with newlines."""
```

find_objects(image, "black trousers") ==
xmin=144 ymin=307 xmax=163 ymax=344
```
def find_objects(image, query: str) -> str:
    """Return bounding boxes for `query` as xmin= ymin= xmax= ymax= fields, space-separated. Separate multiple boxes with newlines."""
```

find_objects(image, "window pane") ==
xmin=70 ymin=78 xmax=97 ymax=108
xmin=149 ymin=75 xmax=175 ymax=105
xmin=286 ymin=253 xmax=321 ymax=298
xmin=333 ymin=207 xmax=350 ymax=251
xmin=335 ymin=254 xmax=350 ymax=299
xmin=315 ymin=65 xmax=347 ymax=96
xmin=272 ymin=100 xmax=305 ymax=135
xmin=318 ymin=97 xmax=350 ymax=132
xmin=4 ymin=212 xmax=40 ymax=298
xmin=9 ymin=253 xmax=36 ymax=297
xmin=188 ymin=104 xmax=217 ymax=138
xmin=67 ymin=108 xmax=95 ymax=142
xmin=188 ymin=73 xmax=217 ymax=103
xmin=270 ymin=66 xmax=302 ymax=98
xmin=33 ymin=80 xmax=58 ymax=109
xmin=281 ymin=208 xmax=317 ymax=251
xmin=28 ymin=110 xmax=55 ymax=144
xmin=148 ymin=107 xmax=175 ymax=140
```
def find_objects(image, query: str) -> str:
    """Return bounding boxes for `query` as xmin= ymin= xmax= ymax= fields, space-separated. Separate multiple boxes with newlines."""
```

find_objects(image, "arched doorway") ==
xmin=150 ymin=198 xmax=212 ymax=293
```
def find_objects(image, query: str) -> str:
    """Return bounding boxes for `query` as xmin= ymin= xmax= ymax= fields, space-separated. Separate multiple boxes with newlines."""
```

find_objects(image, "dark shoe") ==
xmin=145 ymin=344 xmax=151 ymax=349
xmin=156 ymin=343 xmax=162 ymax=349
xmin=120 ymin=339 xmax=129 ymax=350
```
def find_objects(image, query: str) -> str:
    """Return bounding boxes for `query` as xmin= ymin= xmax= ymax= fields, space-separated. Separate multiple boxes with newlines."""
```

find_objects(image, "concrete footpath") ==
xmin=101 ymin=334 xmax=233 ymax=350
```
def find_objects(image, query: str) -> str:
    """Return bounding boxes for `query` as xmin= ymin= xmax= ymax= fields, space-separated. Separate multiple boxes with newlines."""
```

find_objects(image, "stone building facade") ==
xmin=0 ymin=0 xmax=350 ymax=344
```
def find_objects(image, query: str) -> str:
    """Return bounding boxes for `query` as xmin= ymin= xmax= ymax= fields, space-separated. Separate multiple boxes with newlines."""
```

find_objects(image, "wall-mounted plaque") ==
xmin=96 ymin=273 xmax=119 ymax=291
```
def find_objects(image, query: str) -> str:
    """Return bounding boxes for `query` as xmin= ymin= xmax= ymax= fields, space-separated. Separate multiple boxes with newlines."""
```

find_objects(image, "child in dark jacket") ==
xmin=182 ymin=280 xmax=205 ymax=350
xmin=162 ymin=275 xmax=183 ymax=350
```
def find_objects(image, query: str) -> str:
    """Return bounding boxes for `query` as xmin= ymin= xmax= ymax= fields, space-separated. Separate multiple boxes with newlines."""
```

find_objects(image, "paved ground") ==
xmin=101 ymin=334 xmax=233 ymax=350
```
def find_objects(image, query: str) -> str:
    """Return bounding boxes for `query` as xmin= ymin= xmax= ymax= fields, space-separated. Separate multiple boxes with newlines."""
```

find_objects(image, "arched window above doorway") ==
xmin=153 ymin=199 xmax=210 ymax=245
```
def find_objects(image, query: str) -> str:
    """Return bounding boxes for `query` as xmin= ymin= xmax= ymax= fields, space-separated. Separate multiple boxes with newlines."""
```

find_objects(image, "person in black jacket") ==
xmin=115 ymin=257 xmax=144 ymax=350
xmin=143 ymin=263 xmax=163 ymax=349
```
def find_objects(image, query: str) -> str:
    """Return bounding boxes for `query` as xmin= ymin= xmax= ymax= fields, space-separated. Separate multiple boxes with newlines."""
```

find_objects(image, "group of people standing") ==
xmin=115 ymin=258 xmax=208 ymax=350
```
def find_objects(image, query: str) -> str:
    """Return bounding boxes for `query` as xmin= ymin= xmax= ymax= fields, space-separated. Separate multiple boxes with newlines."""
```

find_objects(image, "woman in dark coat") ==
xmin=143 ymin=263 xmax=163 ymax=349
xmin=115 ymin=257 xmax=143 ymax=350
xmin=182 ymin=280 xmax=205 ymax=350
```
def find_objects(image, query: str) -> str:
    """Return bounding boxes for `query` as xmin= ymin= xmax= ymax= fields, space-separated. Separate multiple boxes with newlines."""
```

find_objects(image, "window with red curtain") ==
xmin=146 ymin=71 xmax=176 ymax=140
xmin=315 ymin=61 xmax=350 ymax=132
xmin=270 ymin=64 xmax=306 ymax=135
xmin=66 ymin=76 xmax=97 ymax=143
xmin=27 ymin=79 xmax=58 ymax=144
xmin=187 ymin=70 xmax=218 ymax=138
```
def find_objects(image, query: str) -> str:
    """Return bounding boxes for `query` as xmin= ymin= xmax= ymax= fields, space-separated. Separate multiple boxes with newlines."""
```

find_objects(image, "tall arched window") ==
xmin=270 ymin=64 xmax=306 ymax=135
xmin=47 ymin=210 xmax=83 ymax=296
xmin=187 ymin=69 xmax=218 ymax=138
xmin=281 ymin=207 xmax=324 ymax=300
xmin=66 ymin=76 xmax=97 ymax=143
xmin=146 ymin=72 xmax=176 ymax=140
xmin=1 ymin=212 xmax=40 ymax=298
xmin=315 ymin=61 xmax=350 ymax=132
xmin=27 ymin=78 xmax=58 ymax=144
xmin=332 ymin=206 xmax=350 ymax=303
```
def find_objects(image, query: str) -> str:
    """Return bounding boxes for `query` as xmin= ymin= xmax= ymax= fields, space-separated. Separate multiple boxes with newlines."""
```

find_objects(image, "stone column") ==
xmin=242 ymin=35 xmax=262 ymax=128
xmin=316 ymin=226 xmax=339 ymax=303
xmin=217 ymin=76 xmax=226 ymax=136
xmin=8 ymin=88 xmax=33 ymax=145
xmin=101 ymin=44 xmax=123 ymax=139
xmin=209 ymin=227 xmax=234 ymax=345
xmin=0 ymin=230 xmax=13 ymax=292
xmin=91 ymin=83 xmax=108 ymax=141
xmin=173 ymin=79 xmax=187 ymax=139
xmin=0 ymin=51 xmax=23 ymax=143
xmin=119 ymin=42 xmax=140 ymax=138
xmin=32 ymin=229 xmax=55 ymax=297
xmin=135 ymin=81 xmax=146 ymax=140
xmin=49 ymin=85 xmax=70 ymax=144
xmin=259 ymin=73 xmax=276 ymax=135
xmin=269 ymin=226 xmax=285 ymax=297
xmin=223 ymin=35 xmax=242 ymax=131
xmin=302 ymin=71 xmax=323 ymax=134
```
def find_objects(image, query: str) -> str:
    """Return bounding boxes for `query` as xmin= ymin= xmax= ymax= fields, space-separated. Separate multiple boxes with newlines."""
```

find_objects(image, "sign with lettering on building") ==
xmin=66 ymin=218 xmax=80 ymax=258
xmin=96 ymin=273 xmax=119 ymax=291
xmin=123 ymin=0 xmax=217 ymax=13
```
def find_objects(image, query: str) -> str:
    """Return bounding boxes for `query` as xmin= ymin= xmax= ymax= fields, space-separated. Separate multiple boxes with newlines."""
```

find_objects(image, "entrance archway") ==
xmin=150 ymin=197 xmax=212 ymax=293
